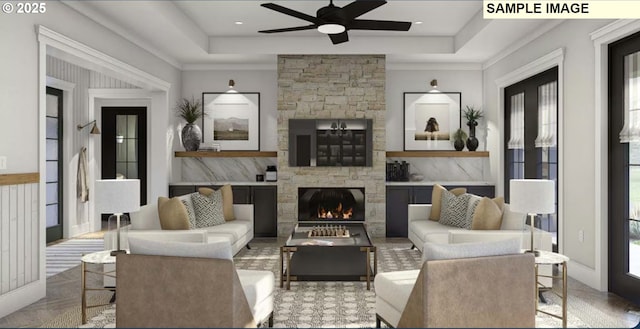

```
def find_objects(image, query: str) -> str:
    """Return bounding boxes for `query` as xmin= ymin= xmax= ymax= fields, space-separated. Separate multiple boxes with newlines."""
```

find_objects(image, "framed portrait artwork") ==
xmin=403 ymin=92 xmax=461 ymax=151
xmin=202 ymin=92 xmax=260 ymax=151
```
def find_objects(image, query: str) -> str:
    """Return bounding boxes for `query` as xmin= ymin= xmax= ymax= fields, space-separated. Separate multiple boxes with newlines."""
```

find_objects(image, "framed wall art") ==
xmin=403 ymin=92 xmax=461 ymax=151
xmin=202 ymin=92 xmax=260 ymax=151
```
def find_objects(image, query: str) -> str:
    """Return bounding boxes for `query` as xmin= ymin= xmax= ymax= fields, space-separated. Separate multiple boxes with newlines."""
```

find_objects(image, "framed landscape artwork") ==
xmin=403 ymin=92 xmax=461 ymax=151
xmin=202 ymin=92 xmax=260 ymax=151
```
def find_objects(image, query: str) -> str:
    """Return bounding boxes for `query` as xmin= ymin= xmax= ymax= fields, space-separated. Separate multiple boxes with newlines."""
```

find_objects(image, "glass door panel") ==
xmin=45 ymin=87 xmax=63 ymax=242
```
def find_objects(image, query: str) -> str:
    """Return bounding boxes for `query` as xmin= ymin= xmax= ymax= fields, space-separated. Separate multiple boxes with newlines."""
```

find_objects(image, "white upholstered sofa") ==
xmin=104 ymin=193 xmax=254 ymax=286
xmin=407 ymin=203 xmax=553 ymax=288
xmin=408 ymin=203 xmax=553 ymax=253
xmin=104 ymin=197 xmax=254 ymax=255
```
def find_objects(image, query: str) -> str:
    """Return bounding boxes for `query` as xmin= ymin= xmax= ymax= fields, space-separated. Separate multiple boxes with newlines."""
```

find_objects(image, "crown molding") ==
xmin=38 ymin=25 xmax=170 ymax=91
xmin=482 ymin=20 xmax=565 ymax=70
xmin=182 ymin=63 xmax=277 ymax=71
xmin=386 ymin=62 xmax=482 ymax=71
xmin=60 ymin=0 xmax=182 ymax=70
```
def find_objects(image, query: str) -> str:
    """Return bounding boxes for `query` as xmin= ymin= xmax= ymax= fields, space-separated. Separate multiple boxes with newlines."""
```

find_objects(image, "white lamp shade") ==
xmin=509 ymin=179 xmax=555 ymax=214
xmin=95 ymin=179 xmax=140 ymax=214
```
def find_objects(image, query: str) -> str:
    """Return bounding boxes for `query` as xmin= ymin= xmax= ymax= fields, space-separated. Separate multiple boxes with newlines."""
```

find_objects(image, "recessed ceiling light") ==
xmin=235 ymin=21 xmax=243 ymax=25
xmin=414 ymin=21 xmax=423 ymax=25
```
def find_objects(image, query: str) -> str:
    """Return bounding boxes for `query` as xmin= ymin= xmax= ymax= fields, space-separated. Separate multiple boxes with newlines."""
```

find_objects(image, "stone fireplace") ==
xmin=277 ymin=54 xmax=386 ymax=237
xmin=298 ymin=187 xmax=365 ymax=222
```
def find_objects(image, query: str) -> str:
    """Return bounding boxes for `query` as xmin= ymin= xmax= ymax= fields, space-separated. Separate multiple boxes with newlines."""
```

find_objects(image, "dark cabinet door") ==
xmin=195 ymin=185 xmax=252 ymax=204
xmin=412 ymin=186 xmax=432 ymax=204
xmin=231 ymin=186 xmax=251 ymax=204
xmin=465 ymin=186 xmax=495 ymax=198
xmin=252 ymin=186 xmax=278 ymax=237
xmin=169 ymin=185 xmax=196 ymax=197
xmin=386 ymin=186 xmax=412 ymax=237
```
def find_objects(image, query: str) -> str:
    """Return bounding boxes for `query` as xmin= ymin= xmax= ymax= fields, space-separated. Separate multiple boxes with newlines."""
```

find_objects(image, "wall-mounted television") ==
xmin=288 ymin=119 xmax=373 ymax=167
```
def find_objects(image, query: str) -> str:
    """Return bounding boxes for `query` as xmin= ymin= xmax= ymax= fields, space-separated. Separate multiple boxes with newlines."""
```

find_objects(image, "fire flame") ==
xmin=317 ymin=202 xmax=353 ymax=219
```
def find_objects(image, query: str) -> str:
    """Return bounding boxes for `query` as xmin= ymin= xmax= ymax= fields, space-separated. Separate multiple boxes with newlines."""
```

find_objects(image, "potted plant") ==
xmin=452 ymin=128 xmax=467 ymax=151
xmin=176 ymin=96 xmax=203 ymax=151
xmin=463 ymin=106 xmax=483 ymax=151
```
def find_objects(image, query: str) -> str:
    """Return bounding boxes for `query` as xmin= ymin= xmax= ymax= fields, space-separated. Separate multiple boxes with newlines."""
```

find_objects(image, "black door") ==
xmin=101 ymin=107 xmax=147 ymax=208
xmin=46 ymin=87 xmax=63 ymax=243
xmin=608 ymin=30 xmax=640 ymax=305
xmin=504 ymin=67 xmax=559 ymax=250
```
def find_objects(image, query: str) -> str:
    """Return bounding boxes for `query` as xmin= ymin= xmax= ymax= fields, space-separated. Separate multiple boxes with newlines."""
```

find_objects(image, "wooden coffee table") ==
xmin=280 ymin=223 xmax=377 ymax=290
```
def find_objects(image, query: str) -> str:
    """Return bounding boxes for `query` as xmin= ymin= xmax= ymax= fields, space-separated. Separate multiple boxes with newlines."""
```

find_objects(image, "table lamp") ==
xmin=509 ymin=179 xmax=555 ymax=256
xmin=95 ymin=179 xmax=140 ymax=256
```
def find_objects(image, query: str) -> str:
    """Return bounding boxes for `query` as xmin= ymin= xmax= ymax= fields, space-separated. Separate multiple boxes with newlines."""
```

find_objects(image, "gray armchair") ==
xmin=375 ymin=239 xmax=536 ymax=328
xmin=115 ymin=238 xmax=274 ymax=328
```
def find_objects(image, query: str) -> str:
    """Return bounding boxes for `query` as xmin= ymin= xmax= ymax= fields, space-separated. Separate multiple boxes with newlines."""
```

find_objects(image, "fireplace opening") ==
xmin=298 ymin=188 xmax=365 ymax=221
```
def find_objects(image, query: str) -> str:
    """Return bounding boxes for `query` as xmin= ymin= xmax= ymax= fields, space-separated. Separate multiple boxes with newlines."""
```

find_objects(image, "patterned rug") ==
xmin=46 ymin=239 xmax=104 ymax=277
xmin=73 ymin=242 xmax=593 ymax=328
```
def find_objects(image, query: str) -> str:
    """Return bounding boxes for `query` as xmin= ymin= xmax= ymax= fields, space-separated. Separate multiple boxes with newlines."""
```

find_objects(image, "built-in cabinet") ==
xmin=385 ymin=185 xmax=495 ymax=237
xmin=169 ymin=184 xmax=277 ymax=237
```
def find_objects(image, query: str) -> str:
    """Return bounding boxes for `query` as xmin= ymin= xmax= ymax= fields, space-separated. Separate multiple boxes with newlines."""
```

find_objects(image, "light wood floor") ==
xmin=1 ymin=237 xmax=639 ymax=328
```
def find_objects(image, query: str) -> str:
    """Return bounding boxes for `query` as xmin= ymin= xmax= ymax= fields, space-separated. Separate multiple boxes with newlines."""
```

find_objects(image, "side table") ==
xmin=534 ymin=250 xmax=570 ymax=328
xmin=81 ymin=250 xmax=117 ymax=324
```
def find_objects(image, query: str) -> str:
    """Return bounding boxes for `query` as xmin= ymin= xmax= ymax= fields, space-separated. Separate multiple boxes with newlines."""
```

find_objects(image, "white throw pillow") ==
xmin=422 ymin=238 xmax=521 ymax=262
xmin=130 ymin=204 xmax=161 ymax=230
xmin=128 ymin=237 xmax=233 ymax=260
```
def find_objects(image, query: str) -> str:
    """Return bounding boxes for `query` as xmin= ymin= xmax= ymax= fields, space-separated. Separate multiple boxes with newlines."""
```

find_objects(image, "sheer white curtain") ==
xmin=620 ymin=52 xmax=640 ymax=143
xmin=507 ymin=93 xmax=525 ymax=149
xmin=535 ymin=81 xmax=557 ymax=148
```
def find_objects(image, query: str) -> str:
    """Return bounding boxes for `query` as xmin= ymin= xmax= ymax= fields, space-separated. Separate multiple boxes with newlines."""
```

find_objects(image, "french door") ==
xmin=608 ymin=30 xmax=640 ymax=304
xmin=504 ymin=67 xmax=559 ymax=250
xmin=45 ymin=87 xmax=63 ymax=243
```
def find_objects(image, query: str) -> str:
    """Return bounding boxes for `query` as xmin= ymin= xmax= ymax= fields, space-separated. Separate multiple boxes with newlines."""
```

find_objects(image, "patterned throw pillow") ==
xmin=199 ymin=185 xmax=235 ymax=221
xmin=191 ymin=191 xmax=226 ymax=228
xmin=429 ymin=184 xmax=467 ymax=221
xmin=181 ymin=199 xmax=196 ymax=229
xmin=439 ymin=190 xmax=472 ymax=228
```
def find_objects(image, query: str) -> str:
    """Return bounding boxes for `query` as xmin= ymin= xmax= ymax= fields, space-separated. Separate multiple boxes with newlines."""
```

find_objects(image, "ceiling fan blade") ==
xmin=349 ymin=19 xmax=411 ymax=31
xmin=259 ymin=25 xmax=318 ymax=34
xmin=329 ymin=31 xmax=349 ymax=44
xmin=261 ymin=3 xmax=321 ymax=24
xmin=342 ymin=0 xmax=387 ymax=19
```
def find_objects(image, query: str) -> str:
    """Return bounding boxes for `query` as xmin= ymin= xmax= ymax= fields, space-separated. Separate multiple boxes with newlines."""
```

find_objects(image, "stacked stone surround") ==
xmin=277 ymin=55 xmax=386 ymax=237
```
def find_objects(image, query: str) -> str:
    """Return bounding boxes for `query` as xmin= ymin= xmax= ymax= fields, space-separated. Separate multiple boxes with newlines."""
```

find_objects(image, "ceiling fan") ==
xmin=258 ymin=0 xmax=412 ymax=45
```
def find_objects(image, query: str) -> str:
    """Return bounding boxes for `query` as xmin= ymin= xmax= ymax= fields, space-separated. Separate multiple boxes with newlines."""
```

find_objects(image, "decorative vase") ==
xmin=181 ymin=123 xmax=201 ymax=151
xmin=454 ymin=139 xmax=465 ymax=151
xmin=466 ymin=121 xmax=479 ymax=151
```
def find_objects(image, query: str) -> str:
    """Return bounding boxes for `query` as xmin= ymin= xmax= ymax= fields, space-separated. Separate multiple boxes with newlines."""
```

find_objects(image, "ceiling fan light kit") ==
xmin=259 ymin=0 xmax=411 ymax=44
xmin=318 ymin=23 xmax=345 ymax=34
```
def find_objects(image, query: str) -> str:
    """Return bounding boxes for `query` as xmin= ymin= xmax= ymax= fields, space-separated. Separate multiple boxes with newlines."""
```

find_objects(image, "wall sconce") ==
xmin=430 ymin=79 xmax=438 ymax=90
xmin=77 ymin=120 xmax=101 ymax=134
xmin=116 ymin=135 xmax=124 ymax=144
xmin=228 ymin=79 xmax=235 ymax=89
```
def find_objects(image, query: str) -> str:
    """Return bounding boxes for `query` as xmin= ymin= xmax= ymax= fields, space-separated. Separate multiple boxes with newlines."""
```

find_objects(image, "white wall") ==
xmin=181 ymin=70 xmax=278 ymax=150
xmin=0 ymin=1 xmax=180 ymax=318
xmin=385 ymin=68 xmax=484 ymax=151
xmin=483 ymin=19 xmax=613 ymax=289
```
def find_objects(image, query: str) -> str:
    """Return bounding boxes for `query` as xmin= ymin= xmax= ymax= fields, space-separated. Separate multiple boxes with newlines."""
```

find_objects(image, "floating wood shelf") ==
xmin=175 ymin=151 xmax=277 ymax=158
xmin=386 ymin=151 xmax=489 ymax=158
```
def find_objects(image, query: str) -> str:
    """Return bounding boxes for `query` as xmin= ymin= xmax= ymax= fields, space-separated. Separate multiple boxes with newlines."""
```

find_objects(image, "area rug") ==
xmin=71 ymin=242 xmax=594 ymax=328
xmin=46 ymin=239 xmax=104 ymax=277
